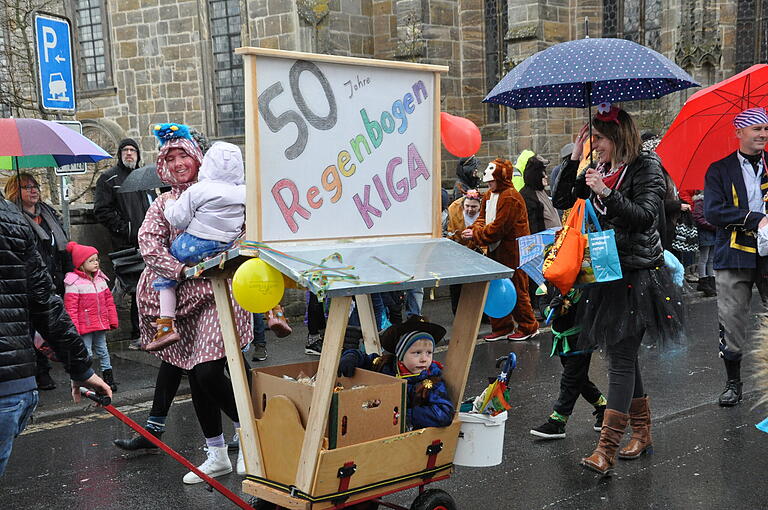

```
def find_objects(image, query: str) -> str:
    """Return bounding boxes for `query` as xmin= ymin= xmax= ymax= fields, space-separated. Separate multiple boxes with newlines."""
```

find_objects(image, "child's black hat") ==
xmin=379 ymin=315 xmax=447 ymax=356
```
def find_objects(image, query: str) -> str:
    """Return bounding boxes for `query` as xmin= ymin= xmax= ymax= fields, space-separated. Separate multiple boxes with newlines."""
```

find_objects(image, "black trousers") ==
xmin=149 ymin=361 xmax=183 ymax=417
xmin=606 ymin=334 xmax=645 ymax=414
xmin=188 ymin=358 xmax=239 ymax=438
xmin=553 ymin=352 xmax=602 ymax=416
xmin=307 ymin=292 xmax=326 ymax=336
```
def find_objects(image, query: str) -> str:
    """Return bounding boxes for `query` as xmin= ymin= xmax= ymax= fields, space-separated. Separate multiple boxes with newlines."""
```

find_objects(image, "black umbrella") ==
xmin=118 ymin=164 xmax=164 ymax=193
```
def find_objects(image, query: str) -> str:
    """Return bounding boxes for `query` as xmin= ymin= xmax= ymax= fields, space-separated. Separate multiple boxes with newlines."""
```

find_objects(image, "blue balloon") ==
xmin=484 ymin=278 xmax=517 ymax=318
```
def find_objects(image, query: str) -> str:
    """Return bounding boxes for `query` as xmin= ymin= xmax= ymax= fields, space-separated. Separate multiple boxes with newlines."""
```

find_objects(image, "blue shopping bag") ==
xmin=575 ymin=199 xmax=623 ymax=286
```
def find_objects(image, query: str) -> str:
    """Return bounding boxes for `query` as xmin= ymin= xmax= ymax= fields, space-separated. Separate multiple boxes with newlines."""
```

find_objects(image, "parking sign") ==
xmin=34 ymin=13 xmax=76 ymax=112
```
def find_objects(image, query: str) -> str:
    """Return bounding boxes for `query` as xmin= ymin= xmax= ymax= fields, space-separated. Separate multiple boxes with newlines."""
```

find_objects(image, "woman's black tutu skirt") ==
xmin=579 ymin=266 xmax=684 ymax=350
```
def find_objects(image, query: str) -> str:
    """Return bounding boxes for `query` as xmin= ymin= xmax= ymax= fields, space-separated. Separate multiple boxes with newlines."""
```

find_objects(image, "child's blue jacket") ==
xmin=342 ymin=350 xmax=455 ymax=429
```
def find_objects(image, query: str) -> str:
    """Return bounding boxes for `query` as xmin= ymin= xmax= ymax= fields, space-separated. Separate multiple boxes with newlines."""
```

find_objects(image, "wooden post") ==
xmin=294 ymin=295 xmax=353 ymax=492
xmin=210 ymin=277 xmax=264 ymax=477
xmin=354 ymin=294 xmax=382 ymax=354
xmin=431 ymin=72 xmax=442 ymax=239
xmin=443 ymin=281 xmax=489 ymax=407
xmin=243 ymin=54 xmax=262 ymax=242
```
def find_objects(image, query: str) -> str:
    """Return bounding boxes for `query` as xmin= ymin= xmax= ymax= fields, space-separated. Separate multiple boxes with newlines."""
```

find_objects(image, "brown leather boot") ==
xmin=144 ymin=317 xmax=181 ymax=352
xmin=619 ymin=396 xmax=653 ymax=459
xmin=581 ymin=409 xmax=629 ymax=476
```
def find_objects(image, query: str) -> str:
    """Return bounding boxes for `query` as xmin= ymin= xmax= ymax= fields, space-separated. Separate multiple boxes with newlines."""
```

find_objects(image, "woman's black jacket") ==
xmin=552 ymin=153 xmax=667 ymax=270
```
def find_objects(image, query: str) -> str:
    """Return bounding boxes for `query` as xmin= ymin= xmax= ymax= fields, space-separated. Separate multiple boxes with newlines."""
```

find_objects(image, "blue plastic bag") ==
xmin=575 ymin=200 xmax=623 ymax=286
xmin=664 ymin=250 xmax=684 ymax=287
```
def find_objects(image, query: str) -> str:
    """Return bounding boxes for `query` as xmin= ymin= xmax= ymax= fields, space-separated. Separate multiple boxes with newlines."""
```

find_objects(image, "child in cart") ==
xmin=338 ymin=315 xmax=455 ymax=429
xmin=529 ymin=288 xmax=607 ymax=439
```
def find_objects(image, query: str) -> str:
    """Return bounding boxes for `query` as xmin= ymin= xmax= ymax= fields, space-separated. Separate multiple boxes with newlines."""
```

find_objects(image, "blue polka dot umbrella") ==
xmin=484 ymin=38 xmax=699 ymax=109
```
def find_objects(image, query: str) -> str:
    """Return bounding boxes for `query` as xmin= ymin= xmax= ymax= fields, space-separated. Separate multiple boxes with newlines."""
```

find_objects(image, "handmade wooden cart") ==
xmin=193 ymin=46 xmax=511 ymax=509
xmin=195 ymin=239 xmax=512 ymax=510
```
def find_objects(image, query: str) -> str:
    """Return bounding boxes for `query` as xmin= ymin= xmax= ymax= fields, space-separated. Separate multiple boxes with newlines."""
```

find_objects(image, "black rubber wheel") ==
xmin=410 ymin=489 xmax=457 ymax=510
xmin=249 ymin=498 xmax=280 ymax=510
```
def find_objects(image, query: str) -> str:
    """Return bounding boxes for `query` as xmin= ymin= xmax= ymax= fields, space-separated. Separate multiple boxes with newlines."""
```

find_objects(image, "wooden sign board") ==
xmin=236 ymin=47 xmax=448 ymax=243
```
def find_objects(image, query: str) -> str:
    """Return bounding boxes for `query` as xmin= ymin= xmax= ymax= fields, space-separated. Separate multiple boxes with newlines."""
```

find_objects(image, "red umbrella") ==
xmin=656 ymin=64 xmax=768 ymax=190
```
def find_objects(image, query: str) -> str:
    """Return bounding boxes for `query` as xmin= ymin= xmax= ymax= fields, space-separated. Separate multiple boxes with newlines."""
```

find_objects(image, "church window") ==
xmin=485 ymin=0 xmax=508 ymax=124
xmin=73 ymin=0 xmax=112 ymax=90
xmin=602 ymin=0 xmax=661 ymax=50
xmin=735 ymin=0 xmax=768 ymax=72
xmin=209 ymin=0 xmax=244 ymax=137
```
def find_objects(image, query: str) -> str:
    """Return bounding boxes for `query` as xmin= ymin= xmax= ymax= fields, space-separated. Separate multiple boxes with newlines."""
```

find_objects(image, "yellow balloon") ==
xmin=232 ymin=258 xmax=285 ymax=313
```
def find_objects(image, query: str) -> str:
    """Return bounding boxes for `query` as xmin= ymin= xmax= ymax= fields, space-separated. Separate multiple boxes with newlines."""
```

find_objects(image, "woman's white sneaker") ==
xmin=182 ymin=445 xmax=232 ymax=484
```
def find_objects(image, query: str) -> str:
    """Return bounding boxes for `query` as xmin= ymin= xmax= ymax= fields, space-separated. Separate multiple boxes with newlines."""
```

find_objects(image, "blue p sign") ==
xmin=34 ymin=13 xmax=76 ymax=112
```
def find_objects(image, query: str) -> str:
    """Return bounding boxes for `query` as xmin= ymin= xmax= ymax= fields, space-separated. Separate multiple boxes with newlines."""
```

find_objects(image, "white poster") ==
xmin=254 ymin=54 xmax=438 ymax=242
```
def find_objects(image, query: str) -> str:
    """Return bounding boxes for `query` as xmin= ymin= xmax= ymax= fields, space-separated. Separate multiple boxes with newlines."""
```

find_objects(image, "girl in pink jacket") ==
xmin=64 ymin=242 xmax=119 ymax=391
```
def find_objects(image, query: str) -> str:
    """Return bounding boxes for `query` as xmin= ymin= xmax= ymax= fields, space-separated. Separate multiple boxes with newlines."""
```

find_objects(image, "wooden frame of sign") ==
xmin=236 ymin=47 xmax=448 ymax=244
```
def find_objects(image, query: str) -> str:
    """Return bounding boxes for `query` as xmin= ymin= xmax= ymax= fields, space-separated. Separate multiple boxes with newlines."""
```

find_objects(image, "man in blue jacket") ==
xmin=704 ymin=106 xmax=768 ymax=406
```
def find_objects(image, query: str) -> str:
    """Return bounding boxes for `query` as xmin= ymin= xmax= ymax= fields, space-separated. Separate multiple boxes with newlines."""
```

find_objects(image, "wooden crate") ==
xmin=251 ymin=362 xmax=406 ymax=449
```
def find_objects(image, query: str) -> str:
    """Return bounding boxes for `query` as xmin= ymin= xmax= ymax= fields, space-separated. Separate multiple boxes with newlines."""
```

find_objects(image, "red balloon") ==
xmin=440 ymin=112 xmax=482 ymax=158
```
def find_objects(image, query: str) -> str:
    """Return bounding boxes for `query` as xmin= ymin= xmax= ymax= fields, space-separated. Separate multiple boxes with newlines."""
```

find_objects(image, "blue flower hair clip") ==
xmin=153 ymin=123 xmax=192 ymax=145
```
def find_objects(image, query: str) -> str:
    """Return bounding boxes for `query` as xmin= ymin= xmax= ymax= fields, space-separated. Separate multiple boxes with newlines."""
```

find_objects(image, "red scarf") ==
xmin=597 ymin=161 xmax=627 ymax=190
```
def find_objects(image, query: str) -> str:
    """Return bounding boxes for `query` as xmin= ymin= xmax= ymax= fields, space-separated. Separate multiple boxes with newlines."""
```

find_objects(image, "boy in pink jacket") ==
xmin=64 ymin=242 xmax=119 ymax=391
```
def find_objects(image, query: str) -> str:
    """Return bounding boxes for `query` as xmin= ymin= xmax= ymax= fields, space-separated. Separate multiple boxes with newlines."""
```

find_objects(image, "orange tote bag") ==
xmin=543 ymin=198 xmax=587 ymax=295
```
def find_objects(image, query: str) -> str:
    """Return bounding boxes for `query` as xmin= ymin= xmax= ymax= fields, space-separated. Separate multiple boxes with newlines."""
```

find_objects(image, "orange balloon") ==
xmin=440 ymin=112 xmax=482 ymax=158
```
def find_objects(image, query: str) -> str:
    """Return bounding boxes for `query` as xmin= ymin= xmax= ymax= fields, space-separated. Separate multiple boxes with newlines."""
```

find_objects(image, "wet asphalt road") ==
xmin=4 ymin=294 xmax=768 ymax=509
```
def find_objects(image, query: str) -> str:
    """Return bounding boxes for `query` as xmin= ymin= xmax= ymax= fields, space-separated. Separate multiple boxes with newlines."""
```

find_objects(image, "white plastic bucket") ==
xmin=453 ymin=411 xmax=508 ymax=467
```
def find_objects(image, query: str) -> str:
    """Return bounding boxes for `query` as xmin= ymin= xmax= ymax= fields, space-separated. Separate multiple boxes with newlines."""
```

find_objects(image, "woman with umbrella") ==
xmin=553 ymin=104 xmax=683 ymax=476
xmin=4 ymin=173 xmax=74 ymax=390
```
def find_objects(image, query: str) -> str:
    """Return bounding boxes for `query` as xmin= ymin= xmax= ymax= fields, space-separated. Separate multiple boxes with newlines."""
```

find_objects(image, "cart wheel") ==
xmin=249 ymin=497 xmax=281 ymax=509
xmin=409 ymin=489 xmax=457 ymax=510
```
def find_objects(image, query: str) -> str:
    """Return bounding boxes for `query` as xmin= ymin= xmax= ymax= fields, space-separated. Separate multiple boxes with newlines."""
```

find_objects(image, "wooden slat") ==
xmin=255 ymin=396 xmax=304 ymax=484
xmin=241 ymin=480 xmax=311 ymax=510
xmin=443 ymin=281 xmax=489 ymax=407
xmin=312 ymin=420 xmax=461 ymax=495
xmin=431 ymin=72 xmax=442 ymax=239
xmin=211 ymin=277 xmax=264 ymax=476
xmin=235 ymin=46 xmax=449 ymax=73
xmin=294 ymin=296 xmax=353 ymax=492
xmin=243 ymin=54 xmax=262 ymax=241
xmin=354 ymin=294 xmax=382 ymax=354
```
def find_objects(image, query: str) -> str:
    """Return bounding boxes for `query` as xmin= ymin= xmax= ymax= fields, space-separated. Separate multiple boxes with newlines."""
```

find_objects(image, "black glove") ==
xmin=338 ymin=351 xmax=359 ymax=377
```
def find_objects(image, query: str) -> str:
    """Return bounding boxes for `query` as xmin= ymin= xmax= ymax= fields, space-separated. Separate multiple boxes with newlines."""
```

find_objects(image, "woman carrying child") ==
xmin=63 ymin=242 xmax=119 ymax=391
xmin=553 ymin=104 xmax=682 ymax=475
xmin=134 ymin=124 xmax=253 ymax=483
xmin=145 ymin=127 xmax=246 ymax=352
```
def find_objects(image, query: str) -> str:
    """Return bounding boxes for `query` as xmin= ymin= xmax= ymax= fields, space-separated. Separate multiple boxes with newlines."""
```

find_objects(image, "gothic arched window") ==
xmin=735 ymin=0 xmax=768 ymax=72
xmin=71 ymin=0 xmax=113 ymax=90
xmin=602 ymin=0 xmax=661 ymax=50
xmin=485 ymin=0 xmax=508 ymax=124
xmin=209 ymin=0 xmax=244 ymax=137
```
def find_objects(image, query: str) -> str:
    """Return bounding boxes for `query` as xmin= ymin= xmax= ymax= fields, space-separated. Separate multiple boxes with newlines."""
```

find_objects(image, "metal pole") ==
xmin=60 ymin=175 xmax=70 ymax=237
xmin=585 ymin=17 xmax=589 ymax=39
xmin=585 ymin=82 xmax=594 ymax=168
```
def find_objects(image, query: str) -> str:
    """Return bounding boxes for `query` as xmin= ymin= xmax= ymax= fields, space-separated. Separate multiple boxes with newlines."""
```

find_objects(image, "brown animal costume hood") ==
xmin=483 ymin=158 xmax=514 ymax=192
